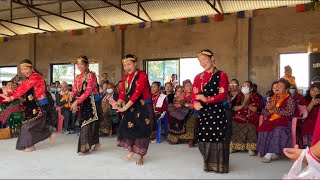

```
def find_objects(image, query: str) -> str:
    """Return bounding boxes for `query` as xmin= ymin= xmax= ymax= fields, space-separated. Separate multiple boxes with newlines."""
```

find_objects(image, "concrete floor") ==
xmin=0 ymin=134 xmax=292 ymax=179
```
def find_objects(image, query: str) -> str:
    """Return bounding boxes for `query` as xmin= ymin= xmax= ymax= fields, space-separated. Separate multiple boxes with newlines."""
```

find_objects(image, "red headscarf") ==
xmin=312 ymin=109 xmax=320 ymax=146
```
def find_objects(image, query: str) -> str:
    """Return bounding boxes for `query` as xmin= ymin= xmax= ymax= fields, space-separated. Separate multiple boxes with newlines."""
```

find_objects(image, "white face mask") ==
xmin=99 ymin=88 xmax=104 ymax=93
xmin=289 ymin=88 xmax=296 ymax=95
xmin=56 ymin=88 xmax=61 ymax=93
xmin=106 ymin=88 xmax=113 ymax=94
xmin=241 ymin=87 xmax=250 ymax=95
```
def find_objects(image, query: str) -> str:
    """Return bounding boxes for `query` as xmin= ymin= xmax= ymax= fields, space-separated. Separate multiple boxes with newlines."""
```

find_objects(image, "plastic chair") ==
xmin=259 ymin=105 xmax=308 ymax=148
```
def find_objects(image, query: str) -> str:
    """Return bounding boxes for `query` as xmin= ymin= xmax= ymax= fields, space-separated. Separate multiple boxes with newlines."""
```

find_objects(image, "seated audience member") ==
xmin=257 ymin=78 xmax=295 ymax=163
xmin=230 ymin=81 xmax=263 ymax=156
xmin=55 ymin=81 xmax=75 ymax=134
xmin=100 ymin=83 xmax=119 ymax=136
xmin=164 ymin=82 xmax=175 ymax=104
xmin=150 ymin=81 xmax=167 ymax=142
xmin=302 ymin=83 xmax=320 ymax=148
xmin=228 ymin=79 xmax=240 ymax=110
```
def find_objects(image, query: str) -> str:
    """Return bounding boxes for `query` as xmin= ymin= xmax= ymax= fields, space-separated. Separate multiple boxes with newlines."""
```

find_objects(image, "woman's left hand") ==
xmin=195 ymin=94 xmax=207 ymax=103
xmin=70 ymin=100 xmax=78 ymax=112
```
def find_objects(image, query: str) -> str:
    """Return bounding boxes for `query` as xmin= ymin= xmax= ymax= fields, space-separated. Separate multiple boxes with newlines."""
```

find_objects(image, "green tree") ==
xmin=53 ymin=65 xmax=68 ymax=82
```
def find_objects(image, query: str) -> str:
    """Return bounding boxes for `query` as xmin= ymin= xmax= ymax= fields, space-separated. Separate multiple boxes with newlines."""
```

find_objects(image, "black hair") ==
xmin=199 ymin=49 xmax=214 ymax=58
xmin=19 ymin=59 xmax=41 ymax=75
xmin=267 ymin=81 xmax=278 ymax=97
xmin=165 ymin=82 xmax=173 ymax=87
xmin=277 ymin=78 xmax=291 ymax=89
xmin=252 ymin=83 xmax=258 ymax=93
xmin=123 ymin=54 xmax=137 ymax=62
xmin=231 ymin=79 xmax=239 ymax=86
xmin=152 ymin=81 xmax=161 ymax=88
xmin=1 ymin=81 xmax=7 ymax=86
xmin=77 ymin=55 xmax=89 ymax=65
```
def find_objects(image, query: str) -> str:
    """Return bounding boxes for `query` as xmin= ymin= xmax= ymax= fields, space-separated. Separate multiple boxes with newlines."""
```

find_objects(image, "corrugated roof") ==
xmin=0 ymin=0 xmax=313 ymax=37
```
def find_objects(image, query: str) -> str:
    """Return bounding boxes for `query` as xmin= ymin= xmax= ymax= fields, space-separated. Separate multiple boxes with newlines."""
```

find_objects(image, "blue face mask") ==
xmin=50 ymin=87 xmax=56 ymax=93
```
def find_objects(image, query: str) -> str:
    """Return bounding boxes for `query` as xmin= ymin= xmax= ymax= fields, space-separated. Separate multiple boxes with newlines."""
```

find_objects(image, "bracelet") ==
xmin=123 ymin=105 xmax=128 ymax=111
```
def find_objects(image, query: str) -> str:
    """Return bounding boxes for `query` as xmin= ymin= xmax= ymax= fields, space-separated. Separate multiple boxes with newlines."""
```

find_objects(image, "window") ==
xmin=145 ymin=58 xmax=202 ymax=86
xmin=51 ymin=63 xmax=99 ymax=85
xmin=0 ymin=66 xmax=17 ymax=88
xmin=279 ymin=53 xmax=309 ymax=94
xmin=52 ymin=64 xmax=75 ymax=85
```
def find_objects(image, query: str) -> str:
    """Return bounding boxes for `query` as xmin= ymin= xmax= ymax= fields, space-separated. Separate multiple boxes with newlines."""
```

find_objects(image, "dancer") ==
xmin=0 ymin=59 xmax=55 ymax=152
xmin=70 ymin=55 xmax=102 ymax=155
xmin=112 ymin=54 xmax=155 ymax=165
xmin=192 ymin=49 xmax=230 ymax=173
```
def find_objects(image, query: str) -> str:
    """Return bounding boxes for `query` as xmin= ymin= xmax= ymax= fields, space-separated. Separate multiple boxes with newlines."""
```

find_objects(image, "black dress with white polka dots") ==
xmin=198 ymin=71 xmax=228 ymax=143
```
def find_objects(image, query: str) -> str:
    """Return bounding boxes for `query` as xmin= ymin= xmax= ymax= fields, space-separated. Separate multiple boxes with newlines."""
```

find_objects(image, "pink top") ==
xmin=72 ymin=71 xmax=99 ymax=104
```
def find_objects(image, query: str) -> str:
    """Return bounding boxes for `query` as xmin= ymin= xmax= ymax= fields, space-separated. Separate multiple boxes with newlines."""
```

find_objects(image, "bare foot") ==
xmin=135 ymin=155 xmax=144 ymax=165
xmin=78 ymin=151 xmax=89 ymax=156
xmin=91 ymin=143 xmax=101 ymax=152
xmin=126 ymin=151 xmax=134 ymax=160
xmin=23 ymin=146 xmax=35 ymax=152
xmin=49 ymin=133 xmax=56 ymax=146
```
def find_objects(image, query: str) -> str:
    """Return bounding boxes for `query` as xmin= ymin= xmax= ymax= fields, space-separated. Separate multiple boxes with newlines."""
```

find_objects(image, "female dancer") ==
xmin=112 ymin=54 xmax=154 ymax=165
xmin=192 ymin=49 xmax=230 ymax=173
xmin=0 ymin=59 xmax=55 ymax=152
xmin=70 ymin=56 xmax=102 ymax=155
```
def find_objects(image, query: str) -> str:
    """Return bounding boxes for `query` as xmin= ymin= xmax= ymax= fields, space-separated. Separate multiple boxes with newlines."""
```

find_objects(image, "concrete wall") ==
xmin=0 ymin=34 xmax=33 ymax=66
xmin=35 ymin=29 xmax=122 ymax=83
xmin=250 ymin=8 xmax=320 ymax=94
xmin=0 ymin=7 xmax=319 ymax=94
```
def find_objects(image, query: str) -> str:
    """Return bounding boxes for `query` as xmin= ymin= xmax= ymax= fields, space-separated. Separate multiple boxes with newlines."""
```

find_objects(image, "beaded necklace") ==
xmin=125 ymin=70 xmax=138 ymax=95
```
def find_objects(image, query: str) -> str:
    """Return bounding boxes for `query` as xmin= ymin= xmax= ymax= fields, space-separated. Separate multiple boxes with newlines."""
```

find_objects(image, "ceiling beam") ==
xmin=136 ymin=0 xmax=152 ymax=21
xmin=2 ymin=0 xmax=155 ymax=22
xmin=204 ymin=0 xmax=221 ymax=14
xmin=0 ymin=32 xmax=12 ymax=36
xmin=12 ymin=0 xmax=96 ymax=28
xmin=26 ymin=7 xmax=59 ymax=31
xmin=217 ymin=0 xmax=224 ymax=14
xmin=73 ymin=0 xmax=101 ymax=26
xmin=0 ymin=22 xmax=18 ymax=35
xmin=100 ymin=0 xmax=147 ymax=22
xmin=0 ymin=18 xmax=49 ymax=32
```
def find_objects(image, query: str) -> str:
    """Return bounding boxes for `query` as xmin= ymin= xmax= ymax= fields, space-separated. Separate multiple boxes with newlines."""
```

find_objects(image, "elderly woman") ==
xmin=167 ymin=80 xmax=197 ymax=146
xmin=257 ymin=78 xmax=295 ymax=163
xmin=230 ymin=81 xmax=263 ymax=156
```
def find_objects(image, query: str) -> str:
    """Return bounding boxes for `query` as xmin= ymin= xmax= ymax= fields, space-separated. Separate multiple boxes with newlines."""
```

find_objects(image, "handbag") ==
xmin=170 ymin=107 xmax=190 ymax=121
xmin=0 ymin=128 xmax=11 ymax=140
xmin=283 ymin=147 xmax=320 ymax=179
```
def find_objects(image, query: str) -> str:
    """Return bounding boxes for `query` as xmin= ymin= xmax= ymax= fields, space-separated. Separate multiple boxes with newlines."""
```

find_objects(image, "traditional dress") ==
xmin=151 ymin=92 xmax=167 ymax=140
xmin=9 ymin=72 xmax=52 ymax=150
xmin=192 ymin=68 xmax=229 ymax=173
xmin=0 ymin=97 xmax=24 ymax=129
xmin=230 ymin=92 xmax=263 ymax=152
xmin=99 ymin=92 xmax=115 ymax=135
xmin=72 ymin=70 xmax=102 ymax=153
xmin=256 ymin=93 xmax=295 ymax=157
xmin=291 ymin=92 xmax=308 ymax=147
xmin=167 ymin=93 xmax=197 ymax=144
xmin=302 ymin=101 xmax=319 ymax=147
xmin=117 ymin=69 xmax=155 ymax=156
